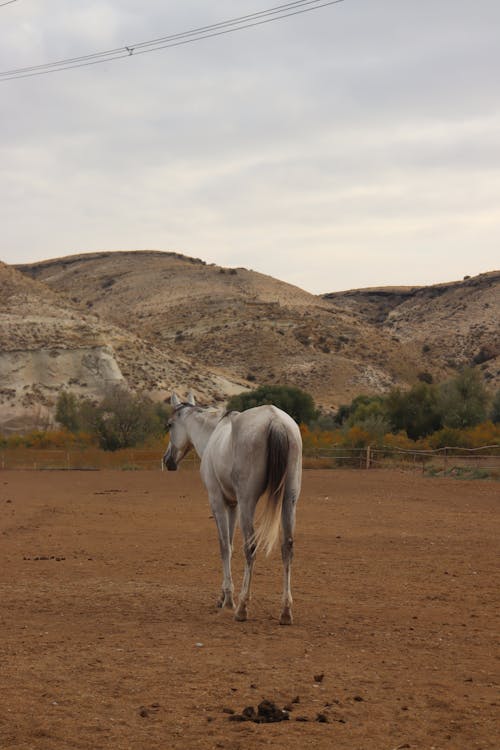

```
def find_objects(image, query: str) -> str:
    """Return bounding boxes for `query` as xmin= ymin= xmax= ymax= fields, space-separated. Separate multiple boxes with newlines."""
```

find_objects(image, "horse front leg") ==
xmin=209 ymin=495 xmax=235 ymax=610
xmin=235 ymin=508 xmax=256 ymax=622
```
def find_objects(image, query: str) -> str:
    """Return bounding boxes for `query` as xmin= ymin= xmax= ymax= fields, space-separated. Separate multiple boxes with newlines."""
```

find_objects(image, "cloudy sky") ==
xmin=1 ymin=0 xmax=499 ymax=294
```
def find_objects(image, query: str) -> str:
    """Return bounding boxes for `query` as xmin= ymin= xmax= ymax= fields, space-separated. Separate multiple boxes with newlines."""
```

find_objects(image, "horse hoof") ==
xmin=279 ymin=610 xmax=293 ymax=626
xmin=234 ymin=607 xmax=248 ymax=622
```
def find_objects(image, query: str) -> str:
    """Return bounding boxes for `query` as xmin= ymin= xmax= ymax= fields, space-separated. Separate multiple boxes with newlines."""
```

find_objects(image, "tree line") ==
xmin=16 ymin=370 xmax=499 ymax=452
xmin=333 ymin=368 xmax=499 ymax=440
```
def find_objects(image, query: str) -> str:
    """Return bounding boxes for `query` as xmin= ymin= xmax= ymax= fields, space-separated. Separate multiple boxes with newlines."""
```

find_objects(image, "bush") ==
xmin=55 ymin=391 xmax=82 ymax=433
xmin=333 ymin=395 xmax=387 ymax=429
xmin=342 ymin=425 xmax=372 ymax=448
xmin=226 ymin=385 xmax=317 ymax=424
xmin=386 ymin=383 xmax=442 ymax=440
xmin=94 ymin=387 xmax=170 ymax=451
xmin=490 ymin=389 xmax=500 ymax=424
xmin=55 ymin=387 xmax=170 ymax=451
xmin=438 ymin=368 xmax=489 ymax=429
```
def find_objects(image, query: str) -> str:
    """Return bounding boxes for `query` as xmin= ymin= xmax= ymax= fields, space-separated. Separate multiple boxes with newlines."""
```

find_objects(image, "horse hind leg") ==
xmin=234 ymin=505 xmax=257 ymax=622
xmin=210 ymin=495 xmax=235 ymax=610
xmin=222 ymin=503 xmax=238 ymax=609
xmin=279 ymin=490 xmax=297 ymax=625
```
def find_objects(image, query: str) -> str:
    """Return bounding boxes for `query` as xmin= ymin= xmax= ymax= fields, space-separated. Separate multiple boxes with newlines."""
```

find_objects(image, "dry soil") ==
xmin=0 ymin=469 xmax=498 ymax=750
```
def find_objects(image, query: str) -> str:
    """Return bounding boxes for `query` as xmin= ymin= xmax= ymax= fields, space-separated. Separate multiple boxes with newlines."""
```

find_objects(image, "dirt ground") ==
xmin=0 ymin=469 xmax=498 ymax=750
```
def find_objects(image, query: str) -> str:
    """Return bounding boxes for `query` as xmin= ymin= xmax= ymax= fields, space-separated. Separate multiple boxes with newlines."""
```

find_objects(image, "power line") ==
xmin=0 ymin=0 xmax=18 ymax=7
xmin=0 ymin=0 xmax=345 ymax=81
xmin=3 ymin=0 xmax=333 ymax=73
xmin=1 ymin=0 xmax=343 ymax=77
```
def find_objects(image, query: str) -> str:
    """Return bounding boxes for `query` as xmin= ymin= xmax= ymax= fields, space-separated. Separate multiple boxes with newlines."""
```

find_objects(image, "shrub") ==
xmin=226 ymin=385 xmax=317 ymax=425
xmin=56 ymin=391 xmax=82 ymax=433
xmin=386 ymin=383 xmax=442 ymax=439
xmin=55 ymin=387 xmax=170 ymax=451
xmin=438 ymin=368 xmax=489 ymax=429
xmin=490 ymin=389 xmax=500 ymax=424
xmin=428 ymin=427 xmax=469 ymax=449
xmin=333 ymin=395 xmax=387 ymax=429
xmin=342 ymin=425 xmax=372 ymax=448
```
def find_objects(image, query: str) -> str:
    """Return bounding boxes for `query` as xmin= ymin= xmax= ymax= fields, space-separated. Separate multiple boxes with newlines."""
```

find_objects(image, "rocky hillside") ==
xmin=2 ymin=252 xmax=498 ymax=433
xmin=324 ymin=271 xmax=500 ymax=385
xmin=0 ymin=259 xmax=245 ymax=432
xmin=16 ymin=252 xmax=423 ymax=407
xmin=0 ymin=262 xmax=121 ymax=431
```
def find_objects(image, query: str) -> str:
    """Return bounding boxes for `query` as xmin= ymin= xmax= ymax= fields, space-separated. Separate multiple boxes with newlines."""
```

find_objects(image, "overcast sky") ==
xmin=1 ymin=0 xmax=499 ymax=294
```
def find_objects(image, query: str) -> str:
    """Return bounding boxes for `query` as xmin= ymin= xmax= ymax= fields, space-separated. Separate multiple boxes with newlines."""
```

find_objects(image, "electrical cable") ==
xmin=0 ymin=0 xmax=344 ymax=81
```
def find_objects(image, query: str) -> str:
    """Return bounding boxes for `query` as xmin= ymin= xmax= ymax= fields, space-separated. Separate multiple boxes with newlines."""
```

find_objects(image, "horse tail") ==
xmin=253 ymin=420 xmax=289 ymax=557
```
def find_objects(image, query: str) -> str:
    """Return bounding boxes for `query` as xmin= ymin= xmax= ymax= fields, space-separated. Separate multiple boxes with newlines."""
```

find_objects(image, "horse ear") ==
xmin=186 ymin=391 xmax=196 ymax=406
xmin=171 ymin=392 xmax=181 ymax=407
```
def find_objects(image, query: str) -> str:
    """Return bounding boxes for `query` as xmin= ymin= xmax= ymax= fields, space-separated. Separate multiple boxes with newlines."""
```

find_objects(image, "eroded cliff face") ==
xmin=0 ymin=346 xmax=125 ymax=432
xmin=0 ymin=262 xmax=127 ymax=432
xmin=0 ymin=260 xmax=246 ymax=432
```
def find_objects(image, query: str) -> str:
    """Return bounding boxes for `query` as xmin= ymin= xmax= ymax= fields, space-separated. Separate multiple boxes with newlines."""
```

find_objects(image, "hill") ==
xmin=324 ymin=271 xmax=499 ymax=384
xmin=1 ymin=258 xmax=244 ymax=432
xmin=3 ymin=251 xmax=498 ymax=432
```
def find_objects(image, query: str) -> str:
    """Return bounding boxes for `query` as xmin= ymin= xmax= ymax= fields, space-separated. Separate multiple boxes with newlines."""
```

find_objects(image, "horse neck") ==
xmin=185 ymin=409 xmax=221 ymax=457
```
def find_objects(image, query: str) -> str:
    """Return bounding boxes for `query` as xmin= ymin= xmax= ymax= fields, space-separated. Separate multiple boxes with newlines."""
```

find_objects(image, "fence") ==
xmin=1 ymin=445 xmax=499 ymax=475
xmin=0 ymin=447 xmax=199 ymax=471
xmin=312 ymin=444 xmax=500 ymax=475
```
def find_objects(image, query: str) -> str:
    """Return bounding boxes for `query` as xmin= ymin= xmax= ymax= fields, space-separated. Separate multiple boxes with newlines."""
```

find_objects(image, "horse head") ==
xmin=163 ymin=391 xmax=196 ymax=471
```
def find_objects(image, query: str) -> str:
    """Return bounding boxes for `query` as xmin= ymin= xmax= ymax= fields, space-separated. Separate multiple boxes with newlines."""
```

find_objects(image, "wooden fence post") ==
xmin=366 ymin=445 xmax=371 ymax=470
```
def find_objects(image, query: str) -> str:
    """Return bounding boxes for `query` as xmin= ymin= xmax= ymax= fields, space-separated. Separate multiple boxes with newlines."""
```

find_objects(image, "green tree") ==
xmin=437 ymin=368 xmax=489 ymax=429
xmin=341 ymin=394 xmax=391 ymax=440
xmin=347 ymin=395 xmax=387 ymax=424
xmin=95 ymin=386 xmax=168 ymax=451
xmin=55 ymin=387 xmax=170 ymax=449
xmin=333 ymin=403 xmax=351 ymax=426
xmin=386 ymin=383 xmax=442 ymax=440
xmin=226 ymin=384 xmax=317 ymax=424
xmin=334 ymin=395 xmax=386 ymax=427
xmin=490 ymin=389 xmax=500 ymax=424
xmin=55 ymin=391 xmax=81 ymax=432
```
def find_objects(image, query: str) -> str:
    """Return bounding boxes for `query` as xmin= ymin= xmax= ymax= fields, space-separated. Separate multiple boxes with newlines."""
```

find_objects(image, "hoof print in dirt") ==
xmin=314 ymin=672 xmax=324 ymax=683
xmin=227 ymin=700 xmax=290 ymax=723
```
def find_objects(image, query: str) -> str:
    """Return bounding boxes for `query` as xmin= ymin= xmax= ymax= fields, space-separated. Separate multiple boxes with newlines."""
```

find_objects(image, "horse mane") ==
xmin=174 ymin=403 xmax=203 ymax=413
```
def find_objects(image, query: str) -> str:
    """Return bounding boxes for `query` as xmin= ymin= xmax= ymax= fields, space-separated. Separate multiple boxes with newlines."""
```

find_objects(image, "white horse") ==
xmin=163 ymin=391 xmax=302 ymax=625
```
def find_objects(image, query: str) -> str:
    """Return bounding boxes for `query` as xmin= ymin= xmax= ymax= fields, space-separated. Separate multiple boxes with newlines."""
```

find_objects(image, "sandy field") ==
xmin=0 ymin=469 xmax=498 ymax=750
